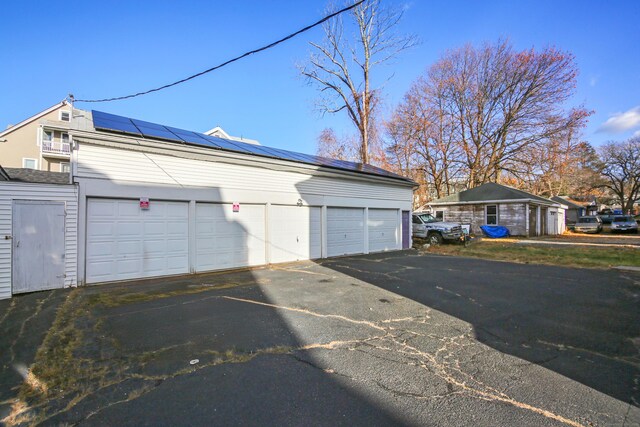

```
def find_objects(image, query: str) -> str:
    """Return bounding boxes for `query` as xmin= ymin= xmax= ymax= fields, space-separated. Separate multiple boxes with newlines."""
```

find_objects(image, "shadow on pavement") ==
xmin=0 ymin=269 xmax=405 ymax=426
xmin=318 ymin=250 xmax=640 ymax=408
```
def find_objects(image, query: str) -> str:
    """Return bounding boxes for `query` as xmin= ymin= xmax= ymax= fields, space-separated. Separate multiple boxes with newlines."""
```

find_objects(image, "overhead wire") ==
xmin=73 ymin=0 xmax=366 ymax=103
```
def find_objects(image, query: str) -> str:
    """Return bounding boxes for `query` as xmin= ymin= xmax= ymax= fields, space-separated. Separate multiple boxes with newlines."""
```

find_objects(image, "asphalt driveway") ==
xmin=1 ymin=252 xmax=639 ymax=426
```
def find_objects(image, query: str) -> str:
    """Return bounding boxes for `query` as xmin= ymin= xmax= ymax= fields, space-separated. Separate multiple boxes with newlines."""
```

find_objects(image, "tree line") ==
xmin=301 ymin=1 xmax=640 ymax=212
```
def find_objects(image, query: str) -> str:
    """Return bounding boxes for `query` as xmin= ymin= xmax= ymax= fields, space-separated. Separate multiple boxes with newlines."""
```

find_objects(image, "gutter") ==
xmin=429 ymin=198 xmax=564 ymax=208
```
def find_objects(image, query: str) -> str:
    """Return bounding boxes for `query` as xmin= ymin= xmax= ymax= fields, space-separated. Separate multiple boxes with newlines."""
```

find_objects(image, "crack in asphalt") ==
xmin=224 ymin=295 xmax=589 ymax=427
xmin=7 ymin=293 xmax=54 ymax=365
xmin=0 ymin=299 xmax=17 ymax=327
xmin=537 ymin=340 xmax=640 ymax=369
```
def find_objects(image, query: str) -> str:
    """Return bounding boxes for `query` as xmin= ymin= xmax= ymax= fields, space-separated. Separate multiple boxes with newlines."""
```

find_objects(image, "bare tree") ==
xmin=598 ymin=137 xmax=640 ymax=213
xmin=384 ymin=39 xmax=592 ymax=201
xmin=316 ymin=128 xmax=356 ymax=160
xmin=300 ymin=0 xmax=416 ymax=164
xmin=429 ymin=40 xmax=591 ymax=188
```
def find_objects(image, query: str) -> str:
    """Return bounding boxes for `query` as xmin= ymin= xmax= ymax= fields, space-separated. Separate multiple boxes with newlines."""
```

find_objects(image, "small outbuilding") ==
xmin=550 ymin=196 xmax=586 ymax=226
xmin=427 ymin=183 xmax=567 ymax=237
xmin=0 ymin=167 xmax=78 ymax=299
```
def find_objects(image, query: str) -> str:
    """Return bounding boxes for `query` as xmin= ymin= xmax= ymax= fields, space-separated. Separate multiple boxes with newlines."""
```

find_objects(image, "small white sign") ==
xmin=140 ymin=197 xmax=150 ymax=210
xmin=232 ymin=202 xmax=240 ymax=212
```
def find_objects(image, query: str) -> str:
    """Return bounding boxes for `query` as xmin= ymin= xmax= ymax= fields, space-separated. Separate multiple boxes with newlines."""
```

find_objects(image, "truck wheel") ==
xmin=428 ymin=232 xmax=443 ymax=246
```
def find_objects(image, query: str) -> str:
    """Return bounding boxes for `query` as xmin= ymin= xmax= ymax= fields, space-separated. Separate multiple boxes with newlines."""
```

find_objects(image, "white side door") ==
xmin=368 ymin=209 xmax=399 ymax=253
xmin=12 ymin=201 xmax=66 ymax=293
xmin=86 ymin=199 xmax=189 ymax=283
xmin=196 ymin=203 xmax=266 ymax=272
xmin=327 ymin=207 xmax=364 ymax=257
xmin=270 ymin=205 xmax=321 ymax=264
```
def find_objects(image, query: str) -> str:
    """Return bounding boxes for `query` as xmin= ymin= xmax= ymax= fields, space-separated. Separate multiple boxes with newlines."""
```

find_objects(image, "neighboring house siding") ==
xmin=435 ymin=203 xmax=527 ymax=235
xmin=0 ymin=105 xmax=69 ymax=170
xmin=76 ymin=144 xmax=412 ymax=205
xmin=499 ymin=203 xmax=527 ymax=236
xmin=0 ymin=182 xmax=78 ymax=299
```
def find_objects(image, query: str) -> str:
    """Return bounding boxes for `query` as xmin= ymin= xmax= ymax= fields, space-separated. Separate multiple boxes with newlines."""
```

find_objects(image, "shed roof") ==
xmin=430 ymin=182 xmax=558 ymax=206
xmin=1 ymin=167 xmax=71 ymax=185
xmin=551 ymin=196 xmax=585 ymax=210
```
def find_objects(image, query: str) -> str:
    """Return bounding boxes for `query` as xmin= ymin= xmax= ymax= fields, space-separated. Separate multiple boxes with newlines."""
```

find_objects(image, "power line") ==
xmin=74 ymin=0 xmax=366 ymax=103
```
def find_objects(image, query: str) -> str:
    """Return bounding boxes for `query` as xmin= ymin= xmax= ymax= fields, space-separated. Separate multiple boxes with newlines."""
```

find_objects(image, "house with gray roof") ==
xmin=425 ymin=183 xmax=567 ymax=237
xmin=550 ymin=196 xmax=587 ymax=225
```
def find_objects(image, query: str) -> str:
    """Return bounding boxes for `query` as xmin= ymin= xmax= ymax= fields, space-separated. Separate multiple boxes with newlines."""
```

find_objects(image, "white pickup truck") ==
xmin=412 ymin=212 xmax=464 ymax=245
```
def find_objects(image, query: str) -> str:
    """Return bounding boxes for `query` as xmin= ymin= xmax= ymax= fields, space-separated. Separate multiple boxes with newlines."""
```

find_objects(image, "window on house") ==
xmin=23 ymin=158 xmax=37 ymax=169
xmin=61 ymin=133 xmax=70 ymax=143
xmin=486 ymin=205 xmax=498 ymax=225
xmin=43 ymin=130 xmax=53 ymax=141
xmin=60 ymin=111 xmax=70 ymax=121
xmin=435 ymin=210 xmax=444 ymax=221
xmin=60 ymin=163 xmax=70 ymax=173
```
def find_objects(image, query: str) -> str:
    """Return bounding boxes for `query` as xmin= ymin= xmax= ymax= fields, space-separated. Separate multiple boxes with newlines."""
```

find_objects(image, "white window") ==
xmin=43 ymin=130 xmax=53 ymax=141
xmin=23 ymin=158 xmax=37 ymax=169
xmin=60 ymin=163 xmax=70 ymax=173
xmin=59 ymin=110 xmax=71 ymax=121
xmin=435 ymin=210 xmax=444 ymax=221
xmin=486 ymin=205 xmax=498 ymax=225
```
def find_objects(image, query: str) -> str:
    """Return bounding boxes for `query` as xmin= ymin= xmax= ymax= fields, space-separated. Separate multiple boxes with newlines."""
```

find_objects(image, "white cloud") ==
xmin=634 ymin=129 xmax=640 ymax=138
xmin=598 ymin=106 xmax=640 ymax=133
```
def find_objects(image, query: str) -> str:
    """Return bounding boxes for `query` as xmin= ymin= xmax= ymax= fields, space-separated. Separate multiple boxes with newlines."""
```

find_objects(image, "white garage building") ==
xmin=68 ymin=110 xmax=414 ymax=286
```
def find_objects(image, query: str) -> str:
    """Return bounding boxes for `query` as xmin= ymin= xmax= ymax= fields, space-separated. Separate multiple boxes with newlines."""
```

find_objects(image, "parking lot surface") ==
xmin=1 ymin=251 xmax=639 ymax=426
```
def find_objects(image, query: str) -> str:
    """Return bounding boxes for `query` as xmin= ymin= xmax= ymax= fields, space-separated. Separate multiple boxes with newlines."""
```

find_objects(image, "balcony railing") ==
xmin=42 ymin=140 xmax=71 ymax=156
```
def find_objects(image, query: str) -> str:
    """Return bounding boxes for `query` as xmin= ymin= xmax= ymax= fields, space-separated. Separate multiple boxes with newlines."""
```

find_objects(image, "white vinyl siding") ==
xmin=86 ymin=199 xmax=189 ymax=283
xmin=270 ymin=205 xmax=321 ymax=264
xmin=195 ymin=203 xmax=266 ymax=272
xmin=368 ymin=209 xmax=399 ymax=253
xmin=76 ymin=144 xmax=412 ymax=204
xmin=0 ymin=183 xmax=78 ymax=300
xmin=327 ymin=208 xmax=365 ymax=257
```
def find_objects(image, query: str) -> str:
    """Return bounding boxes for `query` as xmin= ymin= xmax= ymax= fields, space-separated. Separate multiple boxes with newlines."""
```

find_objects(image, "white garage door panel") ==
xmin=86 ymin=199 xmax=189 ymax=283
xmin=327 ymin=207 xmax=364 ymax=257
xmin=270 ymin=206 xmax=321 ymax=264
xmin=195 ymin=203 xmax=266 ymax=272
xmin=368 ymin=209 xmax=399 ymax=253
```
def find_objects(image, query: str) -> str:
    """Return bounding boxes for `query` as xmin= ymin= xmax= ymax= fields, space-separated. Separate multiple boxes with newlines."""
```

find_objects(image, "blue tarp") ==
xmin=480 ymin=225 xmax=510 ymax=238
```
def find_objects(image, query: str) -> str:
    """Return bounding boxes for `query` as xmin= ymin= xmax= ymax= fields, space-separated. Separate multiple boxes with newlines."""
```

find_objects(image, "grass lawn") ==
xmin=427 ymin=239 xmax=640 ymax=269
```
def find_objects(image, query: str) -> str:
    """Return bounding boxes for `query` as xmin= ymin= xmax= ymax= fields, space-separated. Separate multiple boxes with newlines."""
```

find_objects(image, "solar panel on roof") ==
xmin=92 ymin=110 xmax=142 ymax=136
xmin=164 ymin=126 xmax=212 ymax=145
xmin=90 ymin=110 xmax=412 ymax=182
xmin=203 ymin=135 xmax=254 ymax=153
xmin=131 ymin=119 xmax=183 ymax=142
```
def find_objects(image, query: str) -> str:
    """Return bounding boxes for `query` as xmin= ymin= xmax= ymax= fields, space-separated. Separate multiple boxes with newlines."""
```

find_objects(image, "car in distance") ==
xmin=412 ymin=212 xmax=464 ymax=245
xmin=610 ymin=215 xmax=639 ymax=233
xmin=573 ymin=216 xmax=602 ymax=234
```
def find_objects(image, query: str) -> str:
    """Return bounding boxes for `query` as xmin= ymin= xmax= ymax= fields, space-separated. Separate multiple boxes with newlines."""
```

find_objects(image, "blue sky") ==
xmin=2 ymin=1 xmax=639 ymax=154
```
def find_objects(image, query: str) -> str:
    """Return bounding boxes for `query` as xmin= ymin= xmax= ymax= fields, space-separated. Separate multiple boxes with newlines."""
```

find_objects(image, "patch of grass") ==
xmin=86 ymin=281 xmax=252 ymax=308
xmin=427 ymin=240 xmax=640 ymax=269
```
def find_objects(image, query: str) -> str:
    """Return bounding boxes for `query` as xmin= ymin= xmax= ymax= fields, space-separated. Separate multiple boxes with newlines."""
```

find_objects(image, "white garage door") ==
xmin=368 ymin=209 xmax=399 ymax=253
xmin=327 ymin=207 xmax=364 ymax=257
xmin=270 ymin=205 xmax=321 ymax=264
xmin=86 ymin=199 xmax=189 ymax=283
xmin=196 ymin=203 xmax=266 ymax=272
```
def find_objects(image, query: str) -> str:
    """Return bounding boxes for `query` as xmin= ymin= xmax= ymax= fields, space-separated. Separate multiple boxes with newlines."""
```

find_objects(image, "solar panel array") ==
xmin=91 ymin=110 xmax=411 ymax=182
